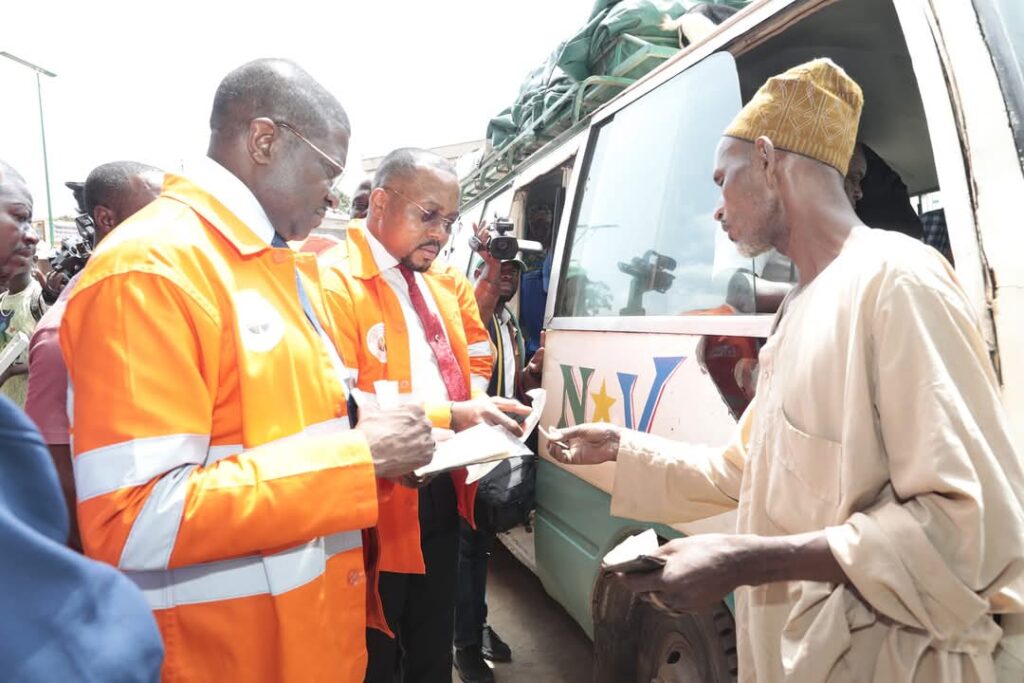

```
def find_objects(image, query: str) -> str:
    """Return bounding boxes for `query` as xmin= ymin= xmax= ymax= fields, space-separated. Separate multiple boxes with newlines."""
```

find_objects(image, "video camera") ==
xmin=49 ymin=234 xmax=92 ymax=277
xmin=469 ymin=218 xmax=544 ymax=261
xmin=46 ymin=181 xmax=96 ymax=290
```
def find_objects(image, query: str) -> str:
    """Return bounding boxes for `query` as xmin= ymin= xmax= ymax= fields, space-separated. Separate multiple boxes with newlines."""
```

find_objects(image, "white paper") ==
xmin=415 ymin=422 xmax=532 ymax=478
xmin=0 ymin=331 xmax=28 ymax=376
xmin=602 ymin=528 xmax=660 ymax=568
xmin=373 ymin=380 xmax=400 ymax=410
xmin=520 ymin=388 xmax=546 ymax=442
xmin=464 ymin=459 xmax=502 ymax=485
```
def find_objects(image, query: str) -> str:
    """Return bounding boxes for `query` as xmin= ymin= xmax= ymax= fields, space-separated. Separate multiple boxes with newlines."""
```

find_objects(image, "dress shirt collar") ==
xmin=363 ymin=226 xmax=400 ymax=271
xmin=182 ymin=157 xmax=277 ymax=246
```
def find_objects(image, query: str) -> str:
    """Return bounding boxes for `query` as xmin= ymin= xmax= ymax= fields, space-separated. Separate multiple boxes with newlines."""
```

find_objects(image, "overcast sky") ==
xmin=2 ymin=0 xmax=595 ymax=228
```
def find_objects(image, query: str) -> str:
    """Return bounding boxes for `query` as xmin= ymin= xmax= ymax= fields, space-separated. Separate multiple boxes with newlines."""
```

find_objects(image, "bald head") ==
xmin=84 ymin=161 xmax=162 ymax=215
xmin=84 ymin=161 xmax=163 ymax=241
xmin=210 ymin=58 xmax=349 ymax=140
xmin=372 ymin=148 xmax=457 ymax=191
xmin=0 ymin=161 xmax=27 ymax=190
xmin=205 ymin=58 xmax=352 ymax=241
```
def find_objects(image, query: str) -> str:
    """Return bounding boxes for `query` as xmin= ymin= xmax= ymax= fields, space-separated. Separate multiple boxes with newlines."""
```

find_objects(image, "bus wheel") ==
xmin=593 ymin=573 xmax=738 ymax=683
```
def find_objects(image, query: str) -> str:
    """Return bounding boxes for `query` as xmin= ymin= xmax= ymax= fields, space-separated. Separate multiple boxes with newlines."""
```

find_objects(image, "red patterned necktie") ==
xmin=398 ymin=265 xmax=469 ymax=401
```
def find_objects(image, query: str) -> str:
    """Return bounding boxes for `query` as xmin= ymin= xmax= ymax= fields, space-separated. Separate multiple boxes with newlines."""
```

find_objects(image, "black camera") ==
xmin=488 ymin=219 xmax=520 ymax=260
xmin=49 ymin=235 xmax=92 ymax=277
xmin=470 ymin=218 xmax=544 ymax=261
xmin=42 ymin=181 xmax=96 ymax=302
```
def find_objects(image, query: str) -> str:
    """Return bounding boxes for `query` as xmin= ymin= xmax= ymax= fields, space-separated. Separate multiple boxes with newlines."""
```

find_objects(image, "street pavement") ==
xmin=454 ymin=542 xmax=594 ymax=682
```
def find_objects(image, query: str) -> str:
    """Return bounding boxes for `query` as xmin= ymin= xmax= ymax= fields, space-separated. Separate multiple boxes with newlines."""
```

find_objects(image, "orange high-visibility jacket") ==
xmin=321 ymin=224 xmax=493 ymax=577
xmin=60 ymin=174 xmax=379 ymax=682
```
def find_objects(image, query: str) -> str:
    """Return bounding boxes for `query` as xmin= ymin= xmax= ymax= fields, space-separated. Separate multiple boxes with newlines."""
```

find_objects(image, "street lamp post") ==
xmin=0 ymin=52 xmax=57 ymax=246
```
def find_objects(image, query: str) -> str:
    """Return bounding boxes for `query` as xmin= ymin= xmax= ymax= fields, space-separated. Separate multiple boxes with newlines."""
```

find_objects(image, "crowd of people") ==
xmin=0 ymin=53 xmax=1022 ymax=683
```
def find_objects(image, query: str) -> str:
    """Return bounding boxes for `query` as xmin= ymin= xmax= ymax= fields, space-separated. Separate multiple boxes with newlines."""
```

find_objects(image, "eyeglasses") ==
xmin=274 ymin=121 xmax=346 ymax=200
xmin=383 ymin=187 xmax=459 ymax=235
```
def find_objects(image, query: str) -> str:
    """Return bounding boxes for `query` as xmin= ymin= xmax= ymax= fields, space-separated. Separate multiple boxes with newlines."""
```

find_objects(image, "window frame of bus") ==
xmin=973 ymin=0 xmax=1024 ymax=171
xmin=546 ymin=51 xmax=776 ymax=339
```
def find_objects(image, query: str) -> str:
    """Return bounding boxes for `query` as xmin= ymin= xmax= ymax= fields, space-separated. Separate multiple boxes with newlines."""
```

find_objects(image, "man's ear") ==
xmin=92 ymin=205 xmax=117 ymax=237
xmin=755 ymin=136 xmax=778 ymax=187
xmin=368 ymin=187 xmax=389 ymax=223
xmin=248 ymin=118 xmax=278 ymax=166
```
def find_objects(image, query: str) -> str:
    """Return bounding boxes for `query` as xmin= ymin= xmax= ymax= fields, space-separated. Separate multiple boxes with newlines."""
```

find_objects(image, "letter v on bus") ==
xmin=557 ymin=356 xmax=685 ymax=432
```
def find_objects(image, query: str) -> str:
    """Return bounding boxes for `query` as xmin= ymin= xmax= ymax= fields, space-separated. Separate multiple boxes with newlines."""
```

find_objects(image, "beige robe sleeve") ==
xmin=825 ymin=269 xmax=1024 ymax=646
xmin=609 ymin=400 xmax=751 ymax=524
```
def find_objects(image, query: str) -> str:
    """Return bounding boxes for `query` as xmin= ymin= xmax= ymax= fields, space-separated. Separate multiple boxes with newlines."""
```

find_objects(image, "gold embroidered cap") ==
xmin=724 ymin=58 xmax=863 ymax=176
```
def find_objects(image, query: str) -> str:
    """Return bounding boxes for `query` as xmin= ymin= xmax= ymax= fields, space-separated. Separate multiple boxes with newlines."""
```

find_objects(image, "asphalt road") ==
xmin=454 ymin=542 xmax=594 ymax=683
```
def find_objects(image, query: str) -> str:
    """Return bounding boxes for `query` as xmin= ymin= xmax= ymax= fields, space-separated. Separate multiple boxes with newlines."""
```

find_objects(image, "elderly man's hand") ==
xmin=620 ymin=534 xmax=750 ymax=613
xmin=620 ymin=532 xmax=847 ymax=613
xmin=545 ymin=422 xmax=621 ymax=465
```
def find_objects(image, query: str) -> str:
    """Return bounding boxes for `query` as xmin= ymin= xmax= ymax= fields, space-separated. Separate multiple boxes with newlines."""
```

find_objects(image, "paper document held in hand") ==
xmin=601 ymin=529 xmax=665 ymax=573
xmin=0 ymin=331 xmax=28 ymax=376
xmin=414 ymin=388 xmax=547 ymax=478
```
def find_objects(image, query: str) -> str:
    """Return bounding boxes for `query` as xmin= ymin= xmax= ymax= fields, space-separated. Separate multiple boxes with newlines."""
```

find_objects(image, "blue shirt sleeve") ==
xmin=0 ymin=396 xmax=164 ymax=682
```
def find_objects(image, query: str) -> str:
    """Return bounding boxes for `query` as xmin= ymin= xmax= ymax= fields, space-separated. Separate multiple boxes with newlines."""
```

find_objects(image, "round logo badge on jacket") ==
xmin=366 ymin=322 xmax=387 ymax=363
xmin=235 ymin=290 xmax=286 ymax=353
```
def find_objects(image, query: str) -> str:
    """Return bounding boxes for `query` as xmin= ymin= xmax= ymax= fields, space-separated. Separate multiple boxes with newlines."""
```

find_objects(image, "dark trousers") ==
xmin=365 ymin=474 xmax=461 ymax=683
xmin=453 ymin=519 xmax=491 ymax=649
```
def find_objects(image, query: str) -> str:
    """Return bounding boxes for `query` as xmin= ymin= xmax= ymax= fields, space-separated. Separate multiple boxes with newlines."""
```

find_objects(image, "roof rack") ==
xmin=461 ymin=33 xmax=680 ymax=201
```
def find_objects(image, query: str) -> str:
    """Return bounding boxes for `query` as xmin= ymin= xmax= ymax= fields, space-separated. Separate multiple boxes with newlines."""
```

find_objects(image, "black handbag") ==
xmin=473 ymin=456 xmax=536 ymax=535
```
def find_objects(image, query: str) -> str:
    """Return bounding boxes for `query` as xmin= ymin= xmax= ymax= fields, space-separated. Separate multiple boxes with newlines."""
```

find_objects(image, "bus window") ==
xmin=520 ymin=164 xmax=574 ymax=355
xmin=444 ymin=200 xmax=484 ymax=275
xmin=481 ymin=186 xmax=515 ymax=225
xmin=556 ymin=52 xmax=746 ymax=318
xmin=975 ymin=0 xmax=1024 ymax=166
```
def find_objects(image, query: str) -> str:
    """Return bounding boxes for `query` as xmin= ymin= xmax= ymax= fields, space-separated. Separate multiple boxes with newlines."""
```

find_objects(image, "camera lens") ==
xmin=489 ymin=235 xmax=518 ymax=261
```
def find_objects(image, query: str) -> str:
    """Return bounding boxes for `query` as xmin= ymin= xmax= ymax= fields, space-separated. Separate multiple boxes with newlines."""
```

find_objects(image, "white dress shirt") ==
xmin=363 ymin=229 xmax=451 ymax=402
xmin=496 ymin=308 xmax=517 ymax=399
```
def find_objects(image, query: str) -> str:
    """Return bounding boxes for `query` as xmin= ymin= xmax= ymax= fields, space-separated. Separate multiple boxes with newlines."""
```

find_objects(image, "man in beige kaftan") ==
xmin=549 ymin=59 xmax=1024 ymax=682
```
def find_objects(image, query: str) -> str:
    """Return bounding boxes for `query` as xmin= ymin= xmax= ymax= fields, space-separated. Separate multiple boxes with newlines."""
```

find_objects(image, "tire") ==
xmin=593 ymin=572 xmax=737 ymax=683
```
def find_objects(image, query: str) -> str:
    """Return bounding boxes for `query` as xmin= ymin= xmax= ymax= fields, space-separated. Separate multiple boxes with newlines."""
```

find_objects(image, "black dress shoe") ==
xmin=455 ymin=646 xmax=495 ymax=683
xmin=480 ymin=625 xmax=512 ymax=663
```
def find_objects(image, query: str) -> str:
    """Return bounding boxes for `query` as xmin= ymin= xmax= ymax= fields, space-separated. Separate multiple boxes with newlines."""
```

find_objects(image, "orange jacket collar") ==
xmin=162 ymin=173 xmax=273 ymax=257
xmin=346 ymin=223 xmax=454 ymax=286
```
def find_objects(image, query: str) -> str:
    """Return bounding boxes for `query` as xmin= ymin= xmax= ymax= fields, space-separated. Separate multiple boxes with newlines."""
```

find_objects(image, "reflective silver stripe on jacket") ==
xmin=124 ymin=530 xmax=362 ymax=610
xmin=91 ymin=418 xmax=352 ymax=571
xmin=74 ymin=433 xmax=209 ymax=502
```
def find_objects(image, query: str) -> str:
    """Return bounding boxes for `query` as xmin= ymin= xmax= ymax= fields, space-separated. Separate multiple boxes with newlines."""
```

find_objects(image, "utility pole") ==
xmin=1 ymin=52 xmax=57 ymax=245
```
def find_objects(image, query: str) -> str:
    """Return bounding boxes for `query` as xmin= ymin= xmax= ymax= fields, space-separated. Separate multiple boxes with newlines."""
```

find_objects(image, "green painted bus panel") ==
xmin=533 ymin=459 xmax=735 ymax=638
xmin=533 ymin=459 xmax=681 ymax=637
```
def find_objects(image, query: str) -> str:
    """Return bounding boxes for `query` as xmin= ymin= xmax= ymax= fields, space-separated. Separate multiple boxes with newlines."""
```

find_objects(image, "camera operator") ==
xmin=454 ymin=222 xmax=545 ymax=683
xmin=24 ymin=161 xmax=162 ymax=550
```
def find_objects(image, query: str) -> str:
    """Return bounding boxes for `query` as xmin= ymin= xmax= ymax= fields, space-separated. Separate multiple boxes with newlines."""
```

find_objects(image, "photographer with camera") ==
xmin=453 ymin=221 xmax=546 ymax=683
xmin=24 ymin=161 xmax=162 ymax=550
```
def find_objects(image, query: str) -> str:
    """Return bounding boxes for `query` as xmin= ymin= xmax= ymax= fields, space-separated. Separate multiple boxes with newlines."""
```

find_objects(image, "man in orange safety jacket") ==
xmin=60 ymin=59 xmax=436 ymax=682
xmin=321 ymin=148 xmax=529 ymax=682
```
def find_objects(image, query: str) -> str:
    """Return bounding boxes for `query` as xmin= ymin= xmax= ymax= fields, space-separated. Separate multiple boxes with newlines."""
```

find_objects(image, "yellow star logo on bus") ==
xmin=591 ymin=380 xmax=617 ymax=423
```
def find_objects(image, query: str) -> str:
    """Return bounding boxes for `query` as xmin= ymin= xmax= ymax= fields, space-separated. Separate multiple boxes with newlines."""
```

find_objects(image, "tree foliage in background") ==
xmin=335 ymin=191 xmax=352 ymax=216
